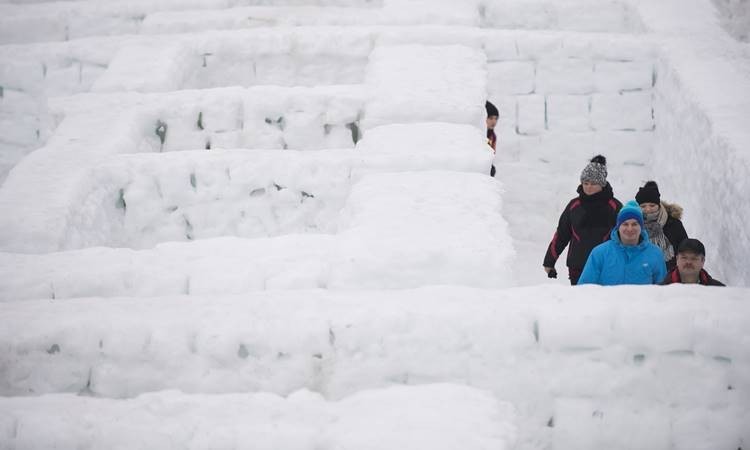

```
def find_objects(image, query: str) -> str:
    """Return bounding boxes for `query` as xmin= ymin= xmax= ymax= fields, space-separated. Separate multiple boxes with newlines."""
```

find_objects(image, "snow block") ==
xmin=65 ymin=150 xmax=354 ymax=249
xmin=553 ymin=398 xmax=670 ymax=450
xmin=536 ymin=58 xmax=594 ymax=94
xmin=92 ymin=41 xmax=195 ymax=93
xmin=483 ymin=32 xmax=520 ymax=61
xmin=0 ymin=117 xmax=40 ymax=147
xmin=482 ymin=2 xmax=555 ymax=30
xmin=590 ymin=92 xmax=653 ymax=131
xmin=0 ymin=61 xmax=45 ymax=94
xmin=555 ymin=2 xmax=645 ymax=33
xmin=546 ymin=94 xmax=590 ymax=132
xmin=515 ymin=34 xmax=564 ymax=60
xmin=481 ymin=1 xmax=644 ymax=33
xmin=183 ymin=29 xmax=373 ymax=89
xmin=487 ymin=61 xmax=535 ymax=96
xmin=354 ymin=122 xmax=492 ymax=174
xmin=241 ymin=86 xmax=365 ymax=150
xmin=594 ymin=60 xmax=654 ymax=93
xmin=330 ymin=171 xmax=514 ymax=289
xmin=0 ymin=16 xmax=67 ymax=45
xmin=0 ymin=89 xmax=40 ymax=116
xmin=490 ymin=96 xmax=517 ymax=135
xmin=516 ymin=95 xmax=545 ymax=135
xmin=362 ymin=45 xmax=487 ymax=129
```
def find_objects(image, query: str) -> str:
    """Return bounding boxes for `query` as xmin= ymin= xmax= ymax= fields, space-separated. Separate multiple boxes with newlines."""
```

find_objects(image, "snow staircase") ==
xmin=1 ymin=0 xmax=749 ymax=449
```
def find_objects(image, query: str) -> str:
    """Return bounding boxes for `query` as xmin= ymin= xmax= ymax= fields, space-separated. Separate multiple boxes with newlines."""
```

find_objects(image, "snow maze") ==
xmin=1 ymin=0 xmax=750 ymax=449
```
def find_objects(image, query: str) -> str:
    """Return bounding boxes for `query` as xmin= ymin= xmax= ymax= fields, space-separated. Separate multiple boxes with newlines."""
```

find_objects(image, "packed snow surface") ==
xmin=1 ymin=0 xmax=749 ymax=449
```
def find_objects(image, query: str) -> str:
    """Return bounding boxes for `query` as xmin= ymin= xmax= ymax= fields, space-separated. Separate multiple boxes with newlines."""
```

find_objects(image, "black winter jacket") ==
xmin=544 ymin=184 xmax=622 ymax=271
xmin=660 ymin=202 xmax=688 ymax=271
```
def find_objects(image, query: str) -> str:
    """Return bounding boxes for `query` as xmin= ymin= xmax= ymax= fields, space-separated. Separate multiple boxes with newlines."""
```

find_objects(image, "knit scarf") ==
xmin=644 ymin=205 xmax=674 ymax=261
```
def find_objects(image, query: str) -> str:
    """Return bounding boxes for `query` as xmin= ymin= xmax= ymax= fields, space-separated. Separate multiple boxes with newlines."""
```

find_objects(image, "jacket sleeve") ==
xmin=543 ymin=203 xmax=573 ymax=268
xmin=577 ymin=246 xmax=602 ymax=285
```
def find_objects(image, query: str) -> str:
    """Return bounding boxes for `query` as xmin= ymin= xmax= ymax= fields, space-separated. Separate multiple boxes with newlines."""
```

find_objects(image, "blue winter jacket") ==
xmin=578 ymin=227 xmax=667 ymax=286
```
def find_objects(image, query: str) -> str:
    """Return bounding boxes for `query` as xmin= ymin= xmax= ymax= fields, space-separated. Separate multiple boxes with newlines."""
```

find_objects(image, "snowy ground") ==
xmin=1 ymin=0 xmax=749 ymax=449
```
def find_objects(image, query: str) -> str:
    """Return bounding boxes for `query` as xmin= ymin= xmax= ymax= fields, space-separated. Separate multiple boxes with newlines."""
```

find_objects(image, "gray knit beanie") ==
xmin=580 ymin=155 xmax=608 ymax=187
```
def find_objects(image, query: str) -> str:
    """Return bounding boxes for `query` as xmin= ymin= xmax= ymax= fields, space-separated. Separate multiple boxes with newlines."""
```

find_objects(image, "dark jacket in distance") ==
xmin=544 ymin=183 xmax=622 ymax=272
xmin=660 ymin=202 xmax=688 ymax=271
xmin=661 ymin=268 xmax=725 ymax=286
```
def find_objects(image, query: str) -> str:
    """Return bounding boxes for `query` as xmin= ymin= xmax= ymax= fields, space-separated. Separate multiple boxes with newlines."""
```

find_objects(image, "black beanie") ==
xmin=636 ymin=181 xmax=661 ymax=205
xmin=485 ymin=101 xmax=498 ymax=118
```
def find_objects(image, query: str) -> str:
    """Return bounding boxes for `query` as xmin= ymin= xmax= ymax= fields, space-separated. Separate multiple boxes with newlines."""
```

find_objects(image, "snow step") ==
xmin=0 ymin=384 xmax=517 ymax=450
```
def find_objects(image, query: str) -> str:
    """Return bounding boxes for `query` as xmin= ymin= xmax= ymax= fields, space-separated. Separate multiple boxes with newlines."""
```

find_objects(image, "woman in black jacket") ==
xmin=543 ymin=155 xmax=622 ymax=285
xmin=635 ymin=181 xmax=688 ymax=271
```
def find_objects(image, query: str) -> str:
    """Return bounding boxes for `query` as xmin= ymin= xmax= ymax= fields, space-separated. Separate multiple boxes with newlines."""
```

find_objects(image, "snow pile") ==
xmin=0 ymin=384 xmax=517 ymax=450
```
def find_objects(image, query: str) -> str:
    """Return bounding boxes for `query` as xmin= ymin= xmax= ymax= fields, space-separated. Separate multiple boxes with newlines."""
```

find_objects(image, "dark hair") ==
xmin=485 ymin=101 xmax=499 ymax=118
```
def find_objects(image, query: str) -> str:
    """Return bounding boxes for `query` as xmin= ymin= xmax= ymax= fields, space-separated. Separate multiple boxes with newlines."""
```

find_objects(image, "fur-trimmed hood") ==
xmin=662 ymin=201 xmax=683 ymax=220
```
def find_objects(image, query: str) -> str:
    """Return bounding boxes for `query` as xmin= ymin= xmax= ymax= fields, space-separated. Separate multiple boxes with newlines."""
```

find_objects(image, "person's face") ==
xmin=640 ymin=202 xmax=659 ymax=214
xmin=676 ymin=251 xmax=705 ymax=278
xmin=486 ymin=116 xmax=498 ymax=129
xmin=618 ymin=219 xmax=641 ymax=245
xmin=581 ymin=181 xmax=603 ymax=195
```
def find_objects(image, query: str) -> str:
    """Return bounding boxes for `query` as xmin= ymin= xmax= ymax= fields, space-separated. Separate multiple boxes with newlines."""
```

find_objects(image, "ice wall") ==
xmin=0 ymin=286 xmax=747 ymax=449
xmin=633 ymin=0 xmax=750 ymax=286
xmin=484 ymin=30 xmax=656 ymax=174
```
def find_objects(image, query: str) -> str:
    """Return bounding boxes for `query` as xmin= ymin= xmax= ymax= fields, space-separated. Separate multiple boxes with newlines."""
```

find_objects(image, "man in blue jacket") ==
xmin=578 ymin=200 xmax=667 ymax=285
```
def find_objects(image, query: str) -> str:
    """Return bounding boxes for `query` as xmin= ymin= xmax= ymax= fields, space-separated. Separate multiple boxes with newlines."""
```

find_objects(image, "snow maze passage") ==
xmin=1 ymin=1 xmax=750 ymax=449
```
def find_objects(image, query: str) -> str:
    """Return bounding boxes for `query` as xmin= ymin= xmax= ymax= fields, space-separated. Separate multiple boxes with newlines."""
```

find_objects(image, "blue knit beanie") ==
xmin=616 ymin=200 xmax=644 ymax=228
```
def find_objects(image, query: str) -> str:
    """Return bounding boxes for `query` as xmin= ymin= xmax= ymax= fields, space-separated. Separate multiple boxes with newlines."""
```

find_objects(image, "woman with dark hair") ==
xmin=635 ymin=181 xmax=688 ymax=271
xmin=543 ymin=155 xmax=622 ymax=285
xmin=486 ymin=101 xmax=498 ymax=177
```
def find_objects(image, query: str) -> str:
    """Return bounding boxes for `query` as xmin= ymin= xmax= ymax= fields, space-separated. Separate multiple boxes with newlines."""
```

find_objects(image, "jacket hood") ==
xmin=662 ymin=201 xmax=683 ymax=220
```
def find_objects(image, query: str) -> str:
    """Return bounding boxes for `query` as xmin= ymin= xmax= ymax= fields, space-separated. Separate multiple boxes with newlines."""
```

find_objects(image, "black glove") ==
xmin=547 ymin=268 xmax=558 ymax=279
